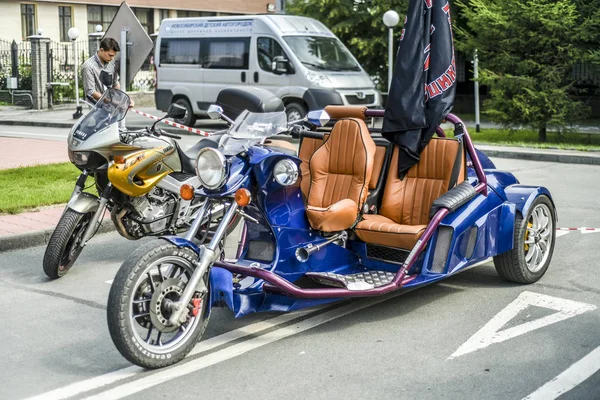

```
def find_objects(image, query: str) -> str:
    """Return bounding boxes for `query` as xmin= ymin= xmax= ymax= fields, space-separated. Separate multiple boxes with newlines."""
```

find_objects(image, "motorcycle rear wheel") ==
xmin=107 ymin=239 xmax=210 ymax=369
xmin=43 ymin=209 xmax=93 ymax=279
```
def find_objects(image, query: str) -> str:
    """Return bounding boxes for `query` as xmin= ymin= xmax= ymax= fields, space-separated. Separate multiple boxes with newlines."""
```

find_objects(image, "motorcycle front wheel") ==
xmin=43 ymin=209 xmax=93 ymax=279
xmin=107 ymin=239 xmax=210 ymax=369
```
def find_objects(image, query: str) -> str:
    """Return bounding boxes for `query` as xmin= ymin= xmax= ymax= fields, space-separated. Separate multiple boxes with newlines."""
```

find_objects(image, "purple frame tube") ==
xmin=213 ymin=112 xmax=489 ymax=298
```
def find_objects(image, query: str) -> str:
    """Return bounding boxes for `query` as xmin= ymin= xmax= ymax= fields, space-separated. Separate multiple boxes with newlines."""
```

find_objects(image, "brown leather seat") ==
xmin=355 ymin=138 xmax=465 ymax=250
xmin=305 ymin=118 xmax=376 ymax=232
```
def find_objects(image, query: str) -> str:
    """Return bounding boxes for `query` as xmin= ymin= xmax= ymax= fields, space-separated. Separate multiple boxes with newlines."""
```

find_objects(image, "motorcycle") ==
xmin=107 ymin=91 xmax=556 ymax=369
xmin=42 ymin=86 xmax=229 ymax=279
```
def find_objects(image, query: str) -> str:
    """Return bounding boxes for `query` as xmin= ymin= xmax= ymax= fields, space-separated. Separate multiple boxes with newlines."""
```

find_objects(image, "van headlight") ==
xmin=306 ymin=72 xmax=333 ymax=88
xmin=274 ymin=159 xmax=299 ymax=186
xmin=195 ymin=148 xmax=227 ymax=190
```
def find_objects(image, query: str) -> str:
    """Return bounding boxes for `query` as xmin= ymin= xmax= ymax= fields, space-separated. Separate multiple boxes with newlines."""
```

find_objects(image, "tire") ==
xmin=173 ymin=98 xmax=197 ymax=127
xmin=107 ymin=239 xmax=210 ymax=369
xmin=493 ymin=195 xmax=556 ymax=284
xmin=43 ymin=209 xmax=93 ymax=279
xmin=285 ymin=101 xmax=307 ymax=123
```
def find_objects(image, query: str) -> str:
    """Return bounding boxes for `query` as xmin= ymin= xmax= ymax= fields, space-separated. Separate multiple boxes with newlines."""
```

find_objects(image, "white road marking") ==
xmin=84 ymin=293 xmax=404 ymax=400
xmin=522 ymin=345 xmax=600 ymax=400
xmin=24 ymin=307 xmax=320 ymax=400
xmin=555 ymin=230 xmax=570 ymax=238
xmin=448 ymin=291 xmax=596 ymax=359
xmin=105 ymin=279 xmax=113 ymax=284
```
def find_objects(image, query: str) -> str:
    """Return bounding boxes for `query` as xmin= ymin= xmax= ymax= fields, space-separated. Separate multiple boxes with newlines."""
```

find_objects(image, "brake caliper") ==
xmin=191 ymin=297 xmax=202 ymax=317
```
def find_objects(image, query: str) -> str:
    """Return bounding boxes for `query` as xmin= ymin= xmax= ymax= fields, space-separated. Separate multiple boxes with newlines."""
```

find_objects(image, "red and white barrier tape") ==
xmin=130 ymin=109 xmax=213 ymax=137
xmin=557 ymin=228 xmax=600 ymax=231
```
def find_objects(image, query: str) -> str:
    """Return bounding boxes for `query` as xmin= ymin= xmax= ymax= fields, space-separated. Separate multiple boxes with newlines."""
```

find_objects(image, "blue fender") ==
xmin=159 ymin=235 xmax=235 ymax=311
xmin=503 ymin=185 xmax=557 ymax=220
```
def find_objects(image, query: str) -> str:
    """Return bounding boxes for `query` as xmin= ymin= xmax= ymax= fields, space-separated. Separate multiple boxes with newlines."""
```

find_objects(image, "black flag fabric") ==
xmin=382 ymin=0 xmax=457 ymax=179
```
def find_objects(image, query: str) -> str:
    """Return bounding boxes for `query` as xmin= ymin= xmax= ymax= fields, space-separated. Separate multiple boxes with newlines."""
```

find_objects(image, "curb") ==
xmin=477 ymin=147 xmax=600 ymax=166
xmin=0 ymin=221 xmax=115 ymax=253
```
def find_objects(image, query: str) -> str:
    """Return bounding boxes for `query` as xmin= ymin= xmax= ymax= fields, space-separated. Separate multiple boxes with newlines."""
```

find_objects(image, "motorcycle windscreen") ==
xmin=73 ymin=89 xmax=131 ymax=141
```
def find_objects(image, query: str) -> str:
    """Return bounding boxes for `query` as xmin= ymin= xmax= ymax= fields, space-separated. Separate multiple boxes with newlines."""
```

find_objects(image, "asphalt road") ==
xmin=0 ymin=157 xmax=599 ymax=400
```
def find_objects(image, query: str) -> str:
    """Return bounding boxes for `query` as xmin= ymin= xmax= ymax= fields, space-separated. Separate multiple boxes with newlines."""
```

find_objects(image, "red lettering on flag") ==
xmin=427 ymin=82 xmax=442 ymax=98
xmin=424 ymin=0 xmax=433 ymax=9
xmin=446 ymin=62 xmax=456 ymax=82
xmin=436 ymin=73 xmax=453 ymax=90
xmin=424 ymin=54 xmax=430 ymax=71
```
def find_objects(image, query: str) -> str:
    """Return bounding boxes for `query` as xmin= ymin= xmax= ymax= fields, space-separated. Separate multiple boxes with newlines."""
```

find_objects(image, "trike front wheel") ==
xmin=106 ymin=240 xmax=210 ymax=369
xmin=494 ymin=195 xmax=556 ymax=284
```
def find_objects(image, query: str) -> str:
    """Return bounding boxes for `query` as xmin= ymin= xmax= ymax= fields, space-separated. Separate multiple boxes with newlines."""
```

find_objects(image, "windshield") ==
xmin=219 ymin=110 xmax=288 ymax=155
xmin=283 ymin=36 xmax=361 ymax=72
xmin=72 ymin=89 xmax=130 ymax=141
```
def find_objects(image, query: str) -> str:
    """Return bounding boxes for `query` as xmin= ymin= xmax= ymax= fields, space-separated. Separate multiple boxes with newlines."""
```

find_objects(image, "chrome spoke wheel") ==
xmin=524 ymin=203 xmax=553 ymax=273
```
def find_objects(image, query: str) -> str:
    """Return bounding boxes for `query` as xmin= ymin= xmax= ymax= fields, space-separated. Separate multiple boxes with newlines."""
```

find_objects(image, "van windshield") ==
xmin=283 ymin=36 xmax=361 ymax=72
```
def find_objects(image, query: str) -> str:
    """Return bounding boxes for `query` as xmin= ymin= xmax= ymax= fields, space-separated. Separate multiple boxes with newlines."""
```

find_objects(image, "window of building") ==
xmin=21 ymin=4 xmax=36 ymax=39
xmin=58 ymin=6 xmax=73 ymax=42
xmin=159 ymin=38 xmax=201 ymax=65
xmin=202 ymin=38 xmax=250 ymax=69
xmin=87 ymin=5 xmax=118 ymax=34
xmin=257 ymin=37 xmax=288 ymax=72
xmin=133 ymin=8 xmax=154 ymax=34
xmin=159 ymin=9 xmax=170 ymax=24
xmin=177 ymin=10 xmax=217 ymax=17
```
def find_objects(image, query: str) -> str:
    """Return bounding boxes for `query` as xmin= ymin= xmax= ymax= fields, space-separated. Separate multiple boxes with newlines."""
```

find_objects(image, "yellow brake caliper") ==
xmin=524 ymin=221 xmax=533 ymax=251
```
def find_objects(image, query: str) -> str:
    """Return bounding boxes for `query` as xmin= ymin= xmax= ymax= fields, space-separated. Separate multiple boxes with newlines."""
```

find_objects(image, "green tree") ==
xmin=287 ymin=0 xmax=410 ymax=91
xmin=455 ymin=0 xmax=584 ymax=142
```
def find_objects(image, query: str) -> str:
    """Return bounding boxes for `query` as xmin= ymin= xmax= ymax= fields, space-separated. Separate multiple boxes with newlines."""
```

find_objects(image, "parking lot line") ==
xmin=24 ymin=307 xmax=320 ymax=400
xmin=82 ymin=291 xmax=405 ymax=400
xmin=523 ymin=345 xmax=600 ymax=400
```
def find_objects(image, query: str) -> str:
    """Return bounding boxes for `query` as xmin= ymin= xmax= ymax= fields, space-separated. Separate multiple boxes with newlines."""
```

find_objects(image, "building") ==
xmin=0 ymin=0 xmax=272 ymax=43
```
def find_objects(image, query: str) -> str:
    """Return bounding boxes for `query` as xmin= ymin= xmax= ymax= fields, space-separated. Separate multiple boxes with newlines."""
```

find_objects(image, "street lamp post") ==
xmin=67 ymin=27 xmax=82 ymax=119
xmin=383 ymin=10 xmax=400 ymax=93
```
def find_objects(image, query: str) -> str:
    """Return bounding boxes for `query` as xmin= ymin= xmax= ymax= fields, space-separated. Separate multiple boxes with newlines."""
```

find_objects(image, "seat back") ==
xmin=307 ymin=118 xmax=376 ymax=210
xmin=380 ymin=138 xmax=465 ymax=226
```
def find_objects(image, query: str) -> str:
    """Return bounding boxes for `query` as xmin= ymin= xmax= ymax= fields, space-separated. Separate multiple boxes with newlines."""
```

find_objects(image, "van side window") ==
xmin=159 ymin=38 xmax=201 ymax=65
xmin=257 ymin=37 xmax=288 ymax=73
xmin=201 ymin=38 xmax=250 ymax=69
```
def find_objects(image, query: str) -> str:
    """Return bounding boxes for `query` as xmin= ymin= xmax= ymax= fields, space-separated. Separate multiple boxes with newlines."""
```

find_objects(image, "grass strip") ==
xmin=449 ymin=128 xmax=600 ymax=151
xmin=0 ymin=163 xmax=82 ymax=214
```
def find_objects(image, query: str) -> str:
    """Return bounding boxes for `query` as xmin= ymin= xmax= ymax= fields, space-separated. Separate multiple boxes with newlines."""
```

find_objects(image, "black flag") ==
xmin=382 ymin=0 xmax=457 ymax=178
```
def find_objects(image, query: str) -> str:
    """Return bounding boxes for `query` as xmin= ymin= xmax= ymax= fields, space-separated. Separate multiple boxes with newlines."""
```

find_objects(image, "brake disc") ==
xmin=149 ymin=278 xmax=186 ymax=333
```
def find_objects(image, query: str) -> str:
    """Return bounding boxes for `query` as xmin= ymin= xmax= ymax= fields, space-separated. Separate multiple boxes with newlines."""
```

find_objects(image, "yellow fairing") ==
xmin=108 ymin=147 xmax=175 ymax=197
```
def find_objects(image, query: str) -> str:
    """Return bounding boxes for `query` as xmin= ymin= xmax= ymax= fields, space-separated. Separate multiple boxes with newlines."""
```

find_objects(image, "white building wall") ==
xmin=37 ymin=2 xmax=60 ymax=42
xmin=73 ymin=4 xmax=90 ymax=39
xmin=0 ymin=1 xmax=24 ymax=42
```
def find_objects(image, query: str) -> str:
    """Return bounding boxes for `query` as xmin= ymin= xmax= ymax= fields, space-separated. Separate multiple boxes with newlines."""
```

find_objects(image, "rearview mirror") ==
xmin=271 ymin=56 xmax=289 ymax=75
xmin=307 ymin=110 xmax=330 ymax=127
xmin=167 ymin=103 xmax=187 ymax=119
xmin=207 ymin=105 xmax=224 ymax=120
xmin=99 ymin=70 xmax=113 ymax=88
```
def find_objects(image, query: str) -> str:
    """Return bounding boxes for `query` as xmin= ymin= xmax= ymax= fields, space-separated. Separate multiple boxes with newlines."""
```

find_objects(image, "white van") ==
xmin=154 ymin=15 xmax=381 ymax=125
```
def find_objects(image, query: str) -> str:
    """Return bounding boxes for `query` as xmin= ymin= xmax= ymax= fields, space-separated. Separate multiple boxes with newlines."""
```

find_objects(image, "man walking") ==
xmin=82 ymin=37 xmax=132 ymax=105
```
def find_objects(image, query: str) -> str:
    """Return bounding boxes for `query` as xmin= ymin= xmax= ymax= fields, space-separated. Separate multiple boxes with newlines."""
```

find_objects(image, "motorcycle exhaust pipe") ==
xmin=295 ymin=232 xmax=347 ymax=263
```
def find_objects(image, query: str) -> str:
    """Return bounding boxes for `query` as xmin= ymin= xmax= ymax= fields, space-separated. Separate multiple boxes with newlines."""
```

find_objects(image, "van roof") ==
xmin=159 ymin=14 xmax=335 ymax=37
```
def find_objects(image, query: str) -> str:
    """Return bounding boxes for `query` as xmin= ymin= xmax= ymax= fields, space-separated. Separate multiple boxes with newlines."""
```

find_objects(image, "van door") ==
xmin=201 ymin=37 xmax=251 ymax=110
xmin=250 ymin=36 xmax=292 ymax=96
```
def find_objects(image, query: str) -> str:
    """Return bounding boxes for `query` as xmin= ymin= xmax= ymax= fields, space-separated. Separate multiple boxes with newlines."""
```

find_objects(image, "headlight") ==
xmin=195 ymin=148 xmax=227 ymax=190
xmin=69 ymin=151 xmax=91 ymax=166
xmin=306 ymin=72 xmax=333 ymax=88
xmin=273 ymin=159 xmax=299 ymax=186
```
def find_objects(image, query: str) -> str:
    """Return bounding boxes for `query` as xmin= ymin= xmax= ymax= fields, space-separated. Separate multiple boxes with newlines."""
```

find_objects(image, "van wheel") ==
xmin=285 ymin=102 xmax=307 ymax=123
xmin=173 ymin=98 xmax=196 ymax=127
